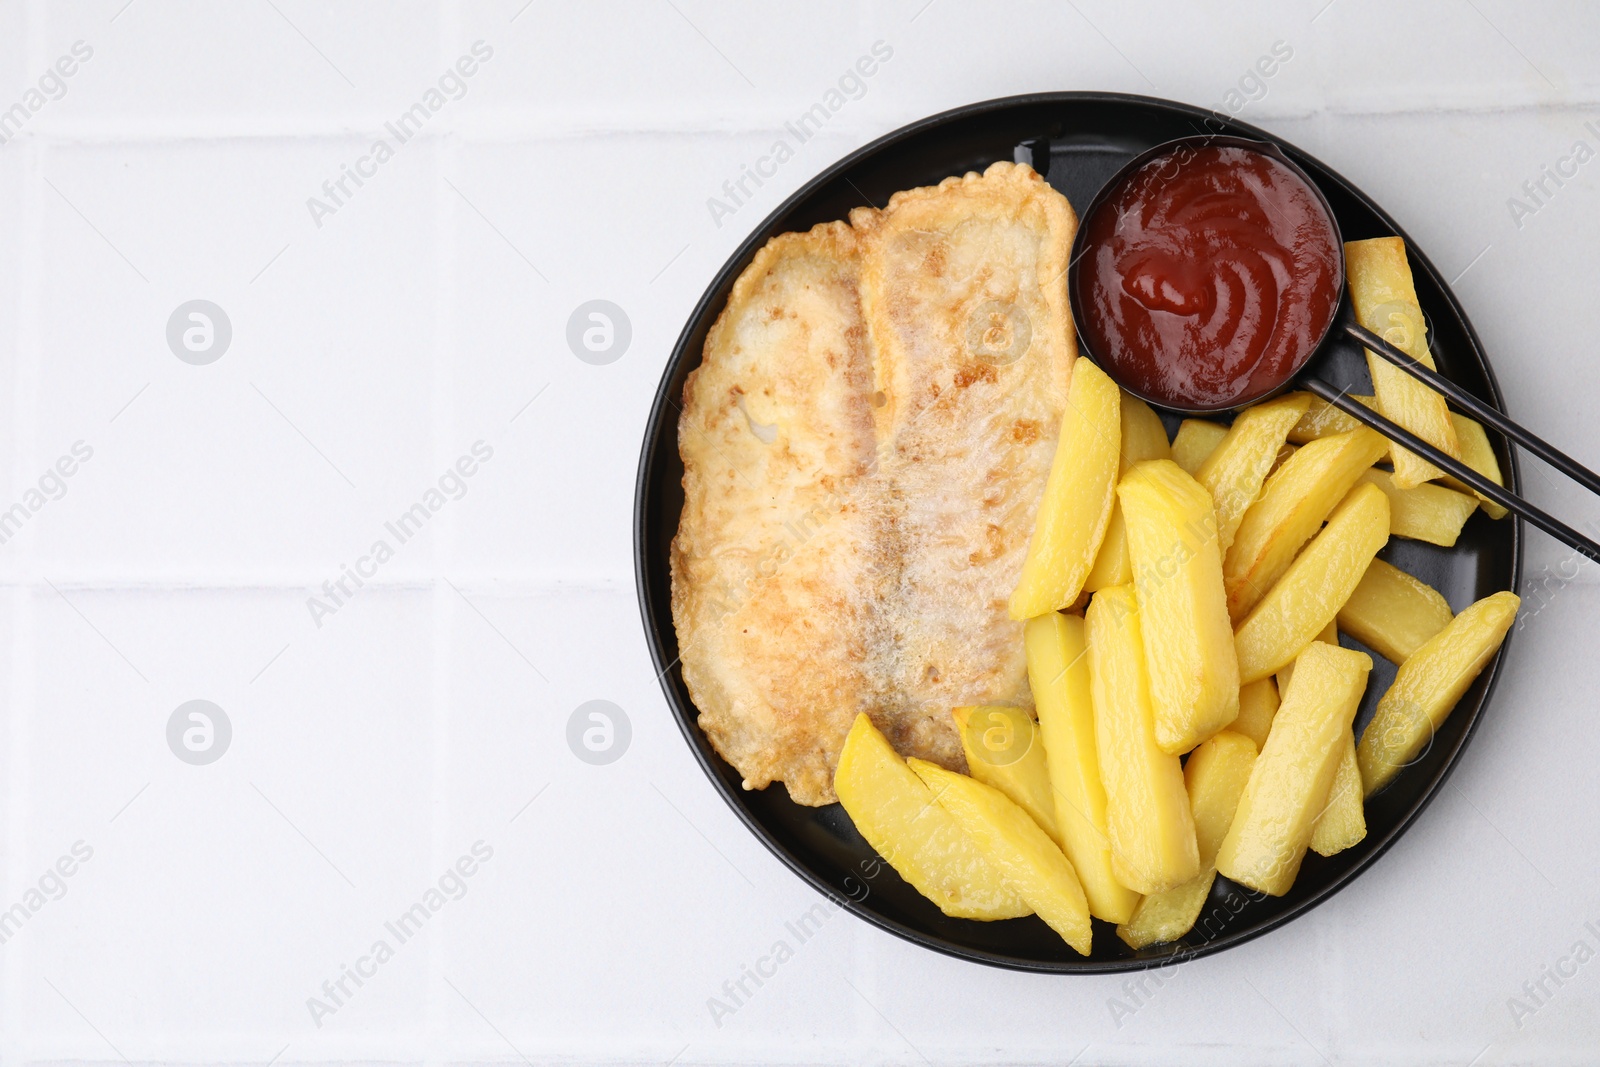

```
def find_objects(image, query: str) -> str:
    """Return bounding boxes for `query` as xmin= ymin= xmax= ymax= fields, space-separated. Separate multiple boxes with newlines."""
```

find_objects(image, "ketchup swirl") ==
xmin=1076 ymin=145 xmax=1341 ymax=409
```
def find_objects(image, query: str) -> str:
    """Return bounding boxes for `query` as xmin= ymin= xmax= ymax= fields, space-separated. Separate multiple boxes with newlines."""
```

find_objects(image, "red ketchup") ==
xmin=1076 ymin=145 xmax=1341 ymax=409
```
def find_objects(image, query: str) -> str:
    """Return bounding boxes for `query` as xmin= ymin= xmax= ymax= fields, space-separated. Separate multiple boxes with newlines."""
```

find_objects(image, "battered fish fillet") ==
xmin=672 ymin=221 xmax=886 ymax=807
xmin=673 ymin=162 xmax=1078 ymax=806
xmin=857 ymin=161 xmax=1078 ymax=770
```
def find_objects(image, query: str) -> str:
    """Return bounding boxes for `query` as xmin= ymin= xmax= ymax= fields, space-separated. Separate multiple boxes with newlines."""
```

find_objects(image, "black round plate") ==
xmin=634 ymin=92 xmax=1521 ymax=972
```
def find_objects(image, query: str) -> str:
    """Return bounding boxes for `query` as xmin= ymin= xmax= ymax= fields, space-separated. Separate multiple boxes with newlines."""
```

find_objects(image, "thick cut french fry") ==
xmin=1085 ymin=393 xmax=1174 ymax=592
xmin=834 ymin=714 xmax=1031 ymax=919
xmin=1235 ymin=483 xmax=1391 ymax=685
xmin=1217 ymin=642 xmax=1372 ymax=895
xmin=1442 ymin=413 xmax=1509 ymax=519
xmin=1358 ymin=591 xmax=1520 ymax=795
xmin=1025 ymin=613 xmax=1142 ymax=923
xmin=1084 ymin=506 xmax=1132 ymax=591
xmin=1085 ymin=585 xmax=1200 ymax=894
xmin=1275 ymin=617 xmax=1338 ymax=697
xmin=1196 ymin=393 xmax=1312 ymax=553
xmin=1287 ymin=392 xmax=1379 ymax=444
xmin=1011 ymin=359 xmax=1121 ymax=619
xmin=1358 ymin=468 xmax=1477 ymax=547
xmin=1225 ymin=428 xmax=1390 ymax=621
xmin=1117 ymin=730 xmax=1257 ymax=948
xmin=1119 ymin=461 xmax=1240 ymax=753
xmin=1337 ymin=558 xmax=1453 ymax=665
xmin=1309 ymin=737 xmax=1365 ymax=857
xmin=1187 ymin=733 xmax=1260 ymax=863
xmin=1121 ymin=391 xmax=1174 ymax=464
xmin=1232 ymin=677 xmax=1280 ymax=750
xmin=1173 ymin=419 xmax=1229 ymax=475
xmin=952 ymin=706 xmax=1060 ymax=844
xmin=911 ymin=760 xmax=1093 ymax=954
xmin=1347 ymin=237 xmax=1461 ymax=488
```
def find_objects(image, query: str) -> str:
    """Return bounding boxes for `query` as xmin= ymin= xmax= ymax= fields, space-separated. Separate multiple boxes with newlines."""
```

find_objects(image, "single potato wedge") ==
xmin=1119 ymin=460 xmax=1241 ymax=753
xmin=1084 ymin=507 xmax=1132 ymax=591
xmin=1359 ymin=468 xmax=1477 ymax=548
xmin=1441 ymin=413 xmax=1510 ymax=519
xmin=1173 ymin=419 xmax=1229 ymax=476
xmin=911 ymin=759 xmax=1093 ymax=955
xmin=1085 ymin=585 xmax=1200 ymax=894
xmin=1086 ymin=393 xmax=1174 ymax=592
xmin=1235 ymin=482 xmax=1391 ymax=684
xmin=1196 ymin=392 xmax=1312 ymax=553
xmin=1121 ymin=391 xmax=1174 ymax=464
xmin=1217 ymin=642 xmax=1373 ymax=896
xmin=1337 ymin=558 xmax=1454 ymax=665
xmin=1309 ymin=736 xmax=1366 ymax=857
xmin=1117 ymin=730 xmax=1257 ymax=949
xmin=1358 ymin=591 xmax=1520 ymax=795
xmin=1011 ymin=359 xmax=1121 ymax=619
xmin=835 ymin=714 xmax=1031 ymax=919
xmin=1224 ymin=428 xmax=1390 ymax=621
xmin=1026 ymin=612 xmax=1142 ymax=924
xmin=1232 ymin=677 xmax=1280 ymax=751
xmin=952 ymin=705 xmax=1060 ymax=845
xmin=1187 ymin=733 xmax=1260 ymax=862
xmin=1287 ymin=392 xmax=1379 ymax=445
xmin=1347 ymin=237 xmax=1461 ymax=488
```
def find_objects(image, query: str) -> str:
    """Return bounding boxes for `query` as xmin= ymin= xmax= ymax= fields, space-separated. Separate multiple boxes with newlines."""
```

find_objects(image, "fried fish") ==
xmin=673 ymin=162 xmax=1078 ymax=805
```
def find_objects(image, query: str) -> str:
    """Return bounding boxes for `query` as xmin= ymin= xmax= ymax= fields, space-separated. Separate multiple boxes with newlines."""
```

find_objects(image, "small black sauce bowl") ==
xmin=1067 ymin=133 xmax=1347 ymax=414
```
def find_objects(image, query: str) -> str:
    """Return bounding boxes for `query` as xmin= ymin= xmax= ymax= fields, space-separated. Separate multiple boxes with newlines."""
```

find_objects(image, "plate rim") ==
xmin=633 ymin=90 xmax=1523 ymax=973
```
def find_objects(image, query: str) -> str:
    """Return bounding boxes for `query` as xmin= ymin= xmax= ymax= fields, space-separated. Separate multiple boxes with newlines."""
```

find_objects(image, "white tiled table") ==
xmin=1 ymin=2 xmax=1598 ymax=1064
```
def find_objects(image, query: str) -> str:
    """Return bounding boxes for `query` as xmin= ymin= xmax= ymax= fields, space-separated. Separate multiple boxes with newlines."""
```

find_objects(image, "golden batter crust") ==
xmin=672 ymin=163 xmax=1078 ymax=805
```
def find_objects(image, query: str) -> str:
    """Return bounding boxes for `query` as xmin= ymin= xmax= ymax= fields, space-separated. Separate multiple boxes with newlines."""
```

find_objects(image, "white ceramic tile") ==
xmin=452 ymin=0 xmax=876 ymax=131
xmin=6 ymin=586 xmax=436 ymax=1059
xmin=34 ymin=0 xmax=443 ymax=126
xmin=21 ymin=137 xmax=441 ymax=582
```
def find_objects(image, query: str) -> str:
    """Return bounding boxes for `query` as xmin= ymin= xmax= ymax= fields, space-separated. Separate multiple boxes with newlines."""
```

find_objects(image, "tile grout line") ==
xmin=12 ymin=97 xmax=1600 ymax=145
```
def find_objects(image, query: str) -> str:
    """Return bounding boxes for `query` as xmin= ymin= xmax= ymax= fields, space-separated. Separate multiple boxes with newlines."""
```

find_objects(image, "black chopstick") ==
xmin=1302 ymin=377 xmax=1600 ymax=564
xmin=1345 ymin=321 xmax=1600 ymax=499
